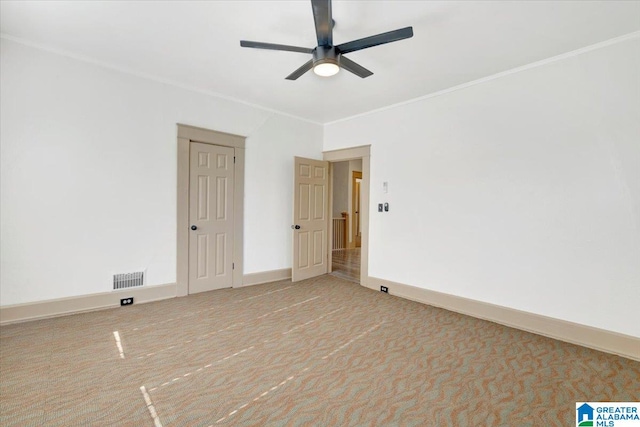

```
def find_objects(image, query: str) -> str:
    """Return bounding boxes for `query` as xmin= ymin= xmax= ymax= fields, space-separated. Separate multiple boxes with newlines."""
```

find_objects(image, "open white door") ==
xmin=292 ymin=157 xmax=329 ymax=282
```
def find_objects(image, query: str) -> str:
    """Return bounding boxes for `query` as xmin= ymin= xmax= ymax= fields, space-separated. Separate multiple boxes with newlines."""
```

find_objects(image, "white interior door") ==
xmin=292 ymin=157 xmax=329 ymax=282
xmin=189 ymin=142 xmax=234 ymax=293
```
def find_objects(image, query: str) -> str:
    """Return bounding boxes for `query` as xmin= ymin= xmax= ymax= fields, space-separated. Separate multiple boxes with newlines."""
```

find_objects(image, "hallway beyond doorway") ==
xmin=330 ymin=248 xmax=360 ymax=283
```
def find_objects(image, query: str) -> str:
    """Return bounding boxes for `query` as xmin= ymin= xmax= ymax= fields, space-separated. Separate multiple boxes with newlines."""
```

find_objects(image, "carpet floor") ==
xmin=1 ymin=275 xmax=639 ymax=426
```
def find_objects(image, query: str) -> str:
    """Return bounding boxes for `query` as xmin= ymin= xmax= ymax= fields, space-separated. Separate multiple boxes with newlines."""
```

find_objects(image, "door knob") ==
xmin=191 ymin=225 xmax=197 ymax=230
xmin=291 ymin=225 xmax=301 ymax=230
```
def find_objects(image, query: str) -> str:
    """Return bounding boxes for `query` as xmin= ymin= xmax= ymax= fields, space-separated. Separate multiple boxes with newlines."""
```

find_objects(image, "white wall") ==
xmin=0 ymin=39 xmax=323 ymax=305
xmin=324 ymin=36 xmax=640 ymax=337
xmin=244 ymin=114 xmax=322 ymax=274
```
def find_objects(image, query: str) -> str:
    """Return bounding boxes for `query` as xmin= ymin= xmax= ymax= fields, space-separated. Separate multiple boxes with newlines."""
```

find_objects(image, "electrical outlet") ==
xmin=378 ymin=203 xmax=383 ymax=212
xmin=380 ymin=286 xmax=389 ymax=293
xmin=120 ymin=297 xmax=134 ymax=306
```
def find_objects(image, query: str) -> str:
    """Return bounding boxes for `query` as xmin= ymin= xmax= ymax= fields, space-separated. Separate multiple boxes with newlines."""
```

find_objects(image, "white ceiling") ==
xmin=2 ymin=1 xmax=639 ymax=124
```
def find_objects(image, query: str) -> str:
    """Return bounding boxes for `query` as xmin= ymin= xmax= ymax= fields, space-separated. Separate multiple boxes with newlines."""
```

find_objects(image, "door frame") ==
xmin=176 ymin=124 xmax=245 ymax=296
xmin=351 ymin=171 xmax=362 ymax=248
xmin=324 ymin=145 xmax=370 ymax=287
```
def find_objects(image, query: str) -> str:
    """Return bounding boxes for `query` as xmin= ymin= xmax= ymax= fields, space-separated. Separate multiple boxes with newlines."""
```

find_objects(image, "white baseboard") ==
xmin=241 ymin=268 xmax=291 ymax=287
xmin=366 ymin=277 xmax=640 ymax=362
xmin=0 ymin=268 xmax=294 ymax=325
xmin=0 ymin=283 xmax=177 ymax=325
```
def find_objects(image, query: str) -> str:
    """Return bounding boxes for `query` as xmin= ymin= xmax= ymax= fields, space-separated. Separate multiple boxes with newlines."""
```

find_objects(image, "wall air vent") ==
xmin=113 ymin=271 xmax=144 ymax=290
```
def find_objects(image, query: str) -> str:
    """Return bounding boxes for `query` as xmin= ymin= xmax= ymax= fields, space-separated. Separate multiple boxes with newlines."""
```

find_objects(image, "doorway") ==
xmin=329 ymin=160 xmax=360 ymax=282
xmin=324 ymin=145 xmax=370 ymax=285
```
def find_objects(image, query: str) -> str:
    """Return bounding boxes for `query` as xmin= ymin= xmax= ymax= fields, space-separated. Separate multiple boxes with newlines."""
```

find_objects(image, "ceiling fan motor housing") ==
xmin=313 ymin=46 xmax=340 ymax=67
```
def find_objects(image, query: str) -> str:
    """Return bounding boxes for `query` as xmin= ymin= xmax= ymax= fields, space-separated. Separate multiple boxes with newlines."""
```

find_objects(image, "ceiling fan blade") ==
xmin=336 ymin=26 xmax=413 ymax=54
xmin=240 ymin=40 xmax=313 ymax=54
xmin=311 ymin=0 xmax=333 ymax=46
xmin=339 ymin=56 xmax=373 ymax=79
xmin=285 ymin=59 xmax=314 ymax=80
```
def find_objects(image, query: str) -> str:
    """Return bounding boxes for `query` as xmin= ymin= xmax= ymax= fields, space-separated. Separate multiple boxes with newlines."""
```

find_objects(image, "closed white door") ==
xmin=189 ymin=142 xmax=234 ymax=293
xmin=292 ymin=157 xmax=329 ymax=282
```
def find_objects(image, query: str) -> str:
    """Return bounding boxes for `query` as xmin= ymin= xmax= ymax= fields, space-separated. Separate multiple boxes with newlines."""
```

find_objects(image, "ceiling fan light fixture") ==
xmin=313 ymin=61 xmax=340 ymax=77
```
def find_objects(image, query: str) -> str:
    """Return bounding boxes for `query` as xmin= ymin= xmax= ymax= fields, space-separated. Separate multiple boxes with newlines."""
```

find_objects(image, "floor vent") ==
xmin=113 ymin=271 xmax=144 ymax=290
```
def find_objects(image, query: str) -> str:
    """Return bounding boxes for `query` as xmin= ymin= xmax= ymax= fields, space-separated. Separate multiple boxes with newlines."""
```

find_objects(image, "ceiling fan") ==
xmin=240 ymin=0 xmax=413 ymax=80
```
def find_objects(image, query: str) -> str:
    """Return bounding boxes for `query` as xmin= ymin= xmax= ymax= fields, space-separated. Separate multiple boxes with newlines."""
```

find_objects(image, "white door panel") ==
xmin=189 ymin=142 xmax=234 ymax=293
xmin=293 ymin=157 xmax=329 ymax=281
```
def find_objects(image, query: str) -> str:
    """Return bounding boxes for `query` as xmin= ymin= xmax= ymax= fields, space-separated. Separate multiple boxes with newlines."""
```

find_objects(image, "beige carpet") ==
xmin=1 ymin=275 xmax=639 ymax=426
